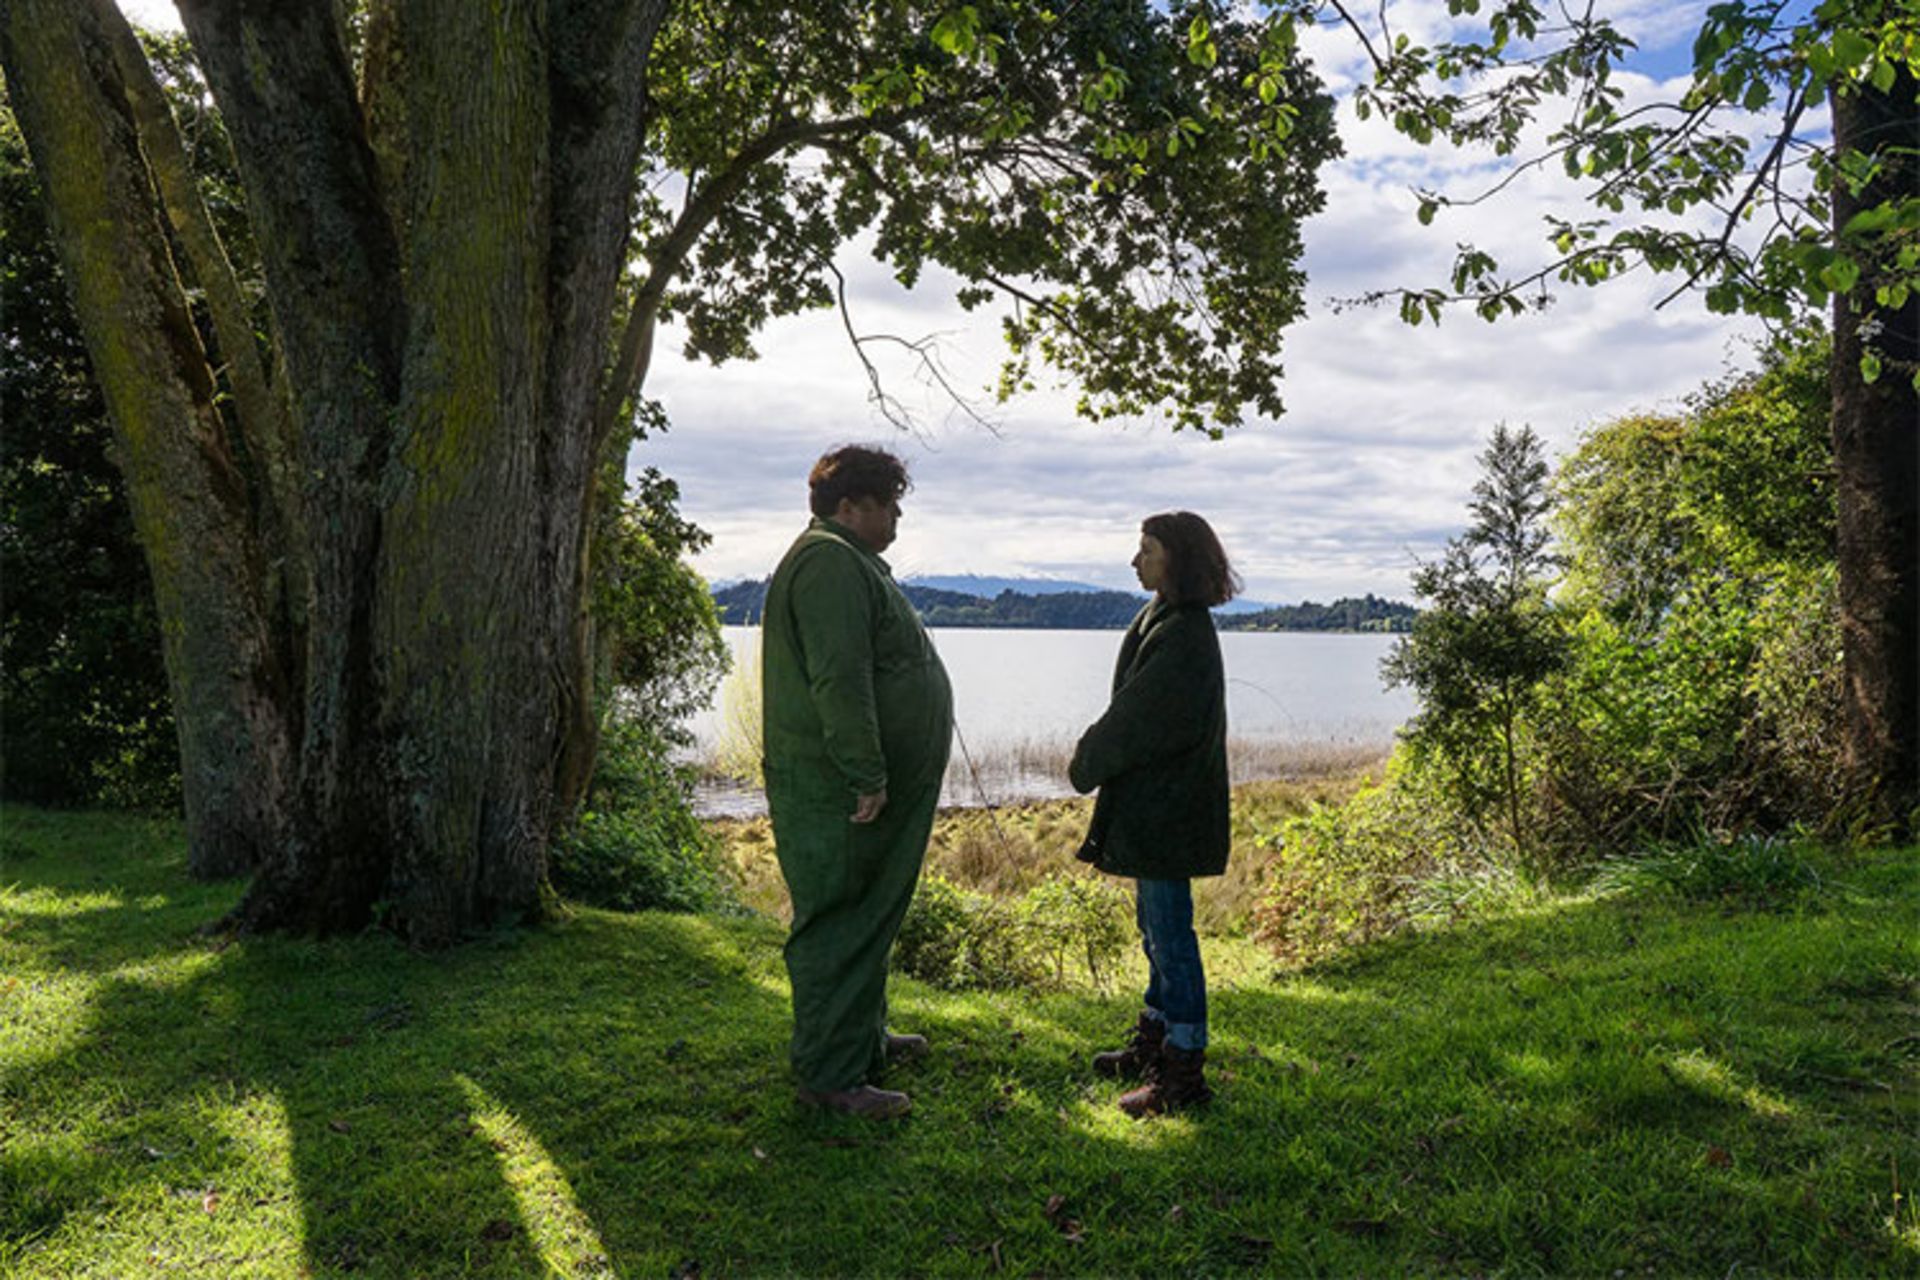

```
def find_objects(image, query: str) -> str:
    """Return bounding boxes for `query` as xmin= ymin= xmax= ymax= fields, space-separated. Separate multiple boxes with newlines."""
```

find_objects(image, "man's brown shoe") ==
xmin=797 ymin=1084 xmax=912 ymax=1119
xmin=884 ymin=1031 xmax=929 ymax=1063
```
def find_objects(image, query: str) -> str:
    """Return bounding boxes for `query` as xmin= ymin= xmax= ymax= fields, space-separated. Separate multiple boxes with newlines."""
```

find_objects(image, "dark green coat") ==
xmin=1069 ymin=600 xmax=1230 ymax=879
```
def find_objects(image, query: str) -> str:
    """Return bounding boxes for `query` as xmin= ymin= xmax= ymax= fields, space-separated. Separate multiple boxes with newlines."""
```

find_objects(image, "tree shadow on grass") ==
xmin=3 ymin=819 xmax=803 ymax=1276
xmin=4 ymin=825 xmax=1914 ymax=1277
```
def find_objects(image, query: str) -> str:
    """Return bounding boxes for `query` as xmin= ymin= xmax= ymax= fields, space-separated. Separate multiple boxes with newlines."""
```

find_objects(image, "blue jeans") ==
xmin=1136 ymin=878 xmax=1207 ymax=1051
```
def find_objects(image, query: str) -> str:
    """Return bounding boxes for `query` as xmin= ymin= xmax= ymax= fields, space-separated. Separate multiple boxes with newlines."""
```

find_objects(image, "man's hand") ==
xmin=850 ymin=788 xmax=888 ymax=824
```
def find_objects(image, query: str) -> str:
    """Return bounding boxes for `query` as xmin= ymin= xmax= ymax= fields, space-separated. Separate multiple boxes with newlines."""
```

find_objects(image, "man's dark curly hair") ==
xmin=808 ymin=444 xmax=912 ymax=518
xmin=1142 ymin=511 xmax=1241 ymax=608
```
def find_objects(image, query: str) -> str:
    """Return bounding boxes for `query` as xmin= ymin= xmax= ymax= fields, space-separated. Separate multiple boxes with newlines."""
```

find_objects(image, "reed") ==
xmin=710 ymin=769 xmax=1382 ymax=937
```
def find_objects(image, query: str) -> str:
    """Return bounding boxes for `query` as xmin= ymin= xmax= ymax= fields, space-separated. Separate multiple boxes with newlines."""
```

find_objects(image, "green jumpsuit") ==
xmin=761 ymin=517 xmax=953 ymax=1092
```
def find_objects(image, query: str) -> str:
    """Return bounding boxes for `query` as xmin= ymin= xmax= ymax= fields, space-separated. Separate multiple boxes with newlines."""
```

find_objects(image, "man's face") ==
xmin=834 ymin=494 xmax=901 ymax=553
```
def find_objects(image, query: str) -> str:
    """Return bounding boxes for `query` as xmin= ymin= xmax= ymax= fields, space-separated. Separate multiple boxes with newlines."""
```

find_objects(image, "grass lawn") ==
xmin=2 ymin=804 xmax=1915 ymax=1277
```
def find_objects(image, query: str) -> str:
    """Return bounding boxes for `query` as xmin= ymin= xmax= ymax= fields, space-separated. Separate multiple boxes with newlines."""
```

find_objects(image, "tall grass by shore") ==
xmin=692 ymin=730 xmax=1390 ymax=814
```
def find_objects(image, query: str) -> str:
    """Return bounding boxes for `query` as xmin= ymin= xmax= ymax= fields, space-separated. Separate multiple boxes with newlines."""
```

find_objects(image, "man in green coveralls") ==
xmin=762 ymin=445 xmax=953 ymax=1118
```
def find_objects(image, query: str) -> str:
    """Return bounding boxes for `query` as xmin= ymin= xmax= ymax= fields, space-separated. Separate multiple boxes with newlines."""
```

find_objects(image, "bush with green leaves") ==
xmin=1016 ymin=875 xmax=1133 ymax=990
xmin=894 ymin=872 xmax=1131 ymax=991
xmin=549 ymin=720 xmax=728 ymax=914
xmin=1253 ymin=748 xmax=1488 ymax=967
xmin=893 ymin=875 xmax=1042 ymax=991
xmin=1533 ymin=330 xmax=1845 ymax=848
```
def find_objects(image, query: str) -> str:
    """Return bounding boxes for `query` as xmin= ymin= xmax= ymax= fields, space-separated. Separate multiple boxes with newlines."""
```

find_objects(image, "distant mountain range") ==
xmin=710 ymin=575 xmax=1414 ymax=633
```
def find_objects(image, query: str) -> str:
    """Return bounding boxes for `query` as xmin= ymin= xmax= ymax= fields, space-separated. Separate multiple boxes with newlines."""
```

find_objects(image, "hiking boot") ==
xmin=884 ymin=1031 xmax=929 ymax=1064
xmin=797 ymin=1084 xmax=912 ymax=1119
xmin=1117 ymin=1045 xmax=1212 ymax=1118
xmin=1092 ymin=1012 xmax=1165 ymax=1080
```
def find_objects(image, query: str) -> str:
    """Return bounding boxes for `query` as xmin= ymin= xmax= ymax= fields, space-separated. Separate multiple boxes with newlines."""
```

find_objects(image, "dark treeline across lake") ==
xmin=711 ymin=578 xmax=1414 ymax=632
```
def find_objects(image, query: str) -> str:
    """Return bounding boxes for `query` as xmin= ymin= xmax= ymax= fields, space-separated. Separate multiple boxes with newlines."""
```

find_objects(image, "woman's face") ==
xmin=1132 ymin=533 xmax=1172 ymax=597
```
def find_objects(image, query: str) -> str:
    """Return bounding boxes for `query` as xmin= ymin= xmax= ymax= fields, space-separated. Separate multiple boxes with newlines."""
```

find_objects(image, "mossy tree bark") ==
xmin=1830 ymin=69 xmax=1920 ymax=837
xmin=2 ymin=0 xmax=669 ymax=942
xmin=1 ymin=0 xmax=292 ymax=879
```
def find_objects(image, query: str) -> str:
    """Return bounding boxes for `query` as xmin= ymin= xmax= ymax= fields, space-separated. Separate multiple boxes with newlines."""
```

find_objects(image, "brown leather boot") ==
xmin=1092 ymin=1012 xmax=1165 ymax=1080
xmin=796 ymin=1084 xmax=912 ymax=1119
xmin=1117 ymin=1045 xmax=1211 ymax=1118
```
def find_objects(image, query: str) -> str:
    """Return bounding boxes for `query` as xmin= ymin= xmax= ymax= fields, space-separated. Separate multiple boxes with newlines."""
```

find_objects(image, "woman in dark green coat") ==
xmin=1069 ymin=511 xmax=1237 ymax=1117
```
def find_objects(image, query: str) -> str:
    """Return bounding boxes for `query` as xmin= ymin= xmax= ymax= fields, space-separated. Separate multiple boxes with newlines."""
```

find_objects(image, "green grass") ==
xmin=2 ymin=805 xmax=1916 ymax=1277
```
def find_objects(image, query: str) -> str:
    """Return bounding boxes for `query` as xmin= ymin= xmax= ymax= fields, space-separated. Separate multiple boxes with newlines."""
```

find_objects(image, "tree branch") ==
xmin=595 ymin=106 xmax=920 ymax=439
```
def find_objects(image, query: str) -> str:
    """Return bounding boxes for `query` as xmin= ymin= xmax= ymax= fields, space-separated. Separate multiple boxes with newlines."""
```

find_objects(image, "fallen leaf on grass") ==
xmin=1167 ymin=1205 xmax=1186 ymax=1224
xmin=751 ymin=1146 xmax=768 ymax=1162
xmin=328 ymin=1119 xmax=352 ymax=1134
xmin=201 ymin=1189 xmax=219 ymax=1215
xmin=479 ymin=1219 xmax=516 ymax=1243
xmin=1041 ymin=1192 xmax=1084 ymax=1243
xmin=1706 ymin=1146 xmax=1733 ymax=1169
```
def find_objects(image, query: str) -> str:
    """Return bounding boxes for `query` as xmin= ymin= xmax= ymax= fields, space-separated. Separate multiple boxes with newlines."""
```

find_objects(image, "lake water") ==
xmin=684 ymin=626 xmax=1415 ymax=815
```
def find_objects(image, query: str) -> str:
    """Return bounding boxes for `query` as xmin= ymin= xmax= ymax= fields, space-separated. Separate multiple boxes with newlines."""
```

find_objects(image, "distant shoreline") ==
xmin=712 ymin=578 xmax=1415 ymax=634
xmin=719 ymin=620 xmax=1406 ymax=634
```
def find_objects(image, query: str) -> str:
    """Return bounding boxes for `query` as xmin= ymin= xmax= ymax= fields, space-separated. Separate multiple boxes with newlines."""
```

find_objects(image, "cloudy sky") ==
xmin=120 ymin=1 xmax=1784 ymax=603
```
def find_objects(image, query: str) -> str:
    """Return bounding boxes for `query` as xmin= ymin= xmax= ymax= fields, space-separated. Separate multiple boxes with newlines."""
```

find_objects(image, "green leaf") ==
xmin=930 ymin=7 xmax=978 ymax=57
xmin=1860 ymin=350 xmax=1882 ymax=384
xmin=1842 ymin=204 xmax=1899 ymax=236
xmin=1418 ymin=199 xmax=1438 ymax=226
xmin=1820 ymin=257 xmax=1860 ymax=295
xmin=1832 ymin=30 xmax=1874 ymax=72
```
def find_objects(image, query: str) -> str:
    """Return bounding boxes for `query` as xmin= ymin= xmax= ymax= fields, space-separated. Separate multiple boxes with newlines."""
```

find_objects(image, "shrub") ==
xmin=894 ymin=872 xmax=1130 ymax=991
xmin=1017 ymin=875 xmax=1133 ymax=990
xmin=1252 ymin=749 xmax=1491 ymax=967
xmin=893 ymin=875 xmax=1042 ymax=990
xmin=551 ymin=721 xmax=727 ymax=913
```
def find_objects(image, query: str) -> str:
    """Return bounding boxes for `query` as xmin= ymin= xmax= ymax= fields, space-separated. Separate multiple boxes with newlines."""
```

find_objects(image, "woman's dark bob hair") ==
xmin=809 ymin=444 xmax=912 ymax=518
xmin=1142 ymin=511 xmax=1241 ymax=608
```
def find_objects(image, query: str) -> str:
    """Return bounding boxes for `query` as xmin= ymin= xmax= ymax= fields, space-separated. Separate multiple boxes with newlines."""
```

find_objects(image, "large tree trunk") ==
xmin=1830 ymin=70 xmax=1920 ymax=838
xmin=5 ymin=0 xmax=668 ymax=943
xmin=1 ymin=0 xmax=292 ymax=878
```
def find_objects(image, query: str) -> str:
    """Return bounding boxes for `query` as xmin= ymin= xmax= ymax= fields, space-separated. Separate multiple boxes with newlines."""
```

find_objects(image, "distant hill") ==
xmin=1217 ymin=594 xmax=1416 ymax=634
xmin=909 ymin=573 xmax=1275 ymax=615
xmin=904 ymin=573 xmax=1111 ymax=597
xmin=713 ymin=578 xmax=1414 ymax=632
